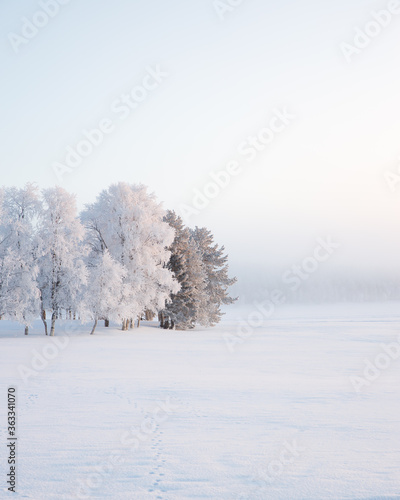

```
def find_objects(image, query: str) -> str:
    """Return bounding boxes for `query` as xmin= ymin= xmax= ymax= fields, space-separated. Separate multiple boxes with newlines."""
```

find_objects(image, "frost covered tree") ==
xmin=190 ymin=226 xmax=237 ymax=327
xmin=37 ymin=187 xmax=87 ymax=336
xmin=0 ymin=185 xmax=42 ymax=334
xmin=161 ymin=214 xmax=237 ymax=330
xmin=160 ymin=211 xmax=208 ymax=330
xmin=81 ymin=183 xmax=179 ymax=330
xmin=83 ymin=250 xmax=126 ymax=334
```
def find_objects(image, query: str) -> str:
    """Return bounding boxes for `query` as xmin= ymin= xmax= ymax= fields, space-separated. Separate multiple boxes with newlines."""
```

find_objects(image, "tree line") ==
xmin=0 ymin=183 xmax=236 ymax=335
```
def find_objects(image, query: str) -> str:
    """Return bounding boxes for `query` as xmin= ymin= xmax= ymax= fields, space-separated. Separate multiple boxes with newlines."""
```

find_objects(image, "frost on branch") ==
xmin=81 ymin=183 xmax=179 ymax=331
xmin=161 ymin=211 xmax=237 ymax=330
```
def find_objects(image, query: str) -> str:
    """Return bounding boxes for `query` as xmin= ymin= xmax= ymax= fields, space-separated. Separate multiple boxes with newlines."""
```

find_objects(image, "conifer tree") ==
xmin=190 ymin=226 xmax=237 ymax=327
xmin=161 ymin=211 xmax=208 ymax=330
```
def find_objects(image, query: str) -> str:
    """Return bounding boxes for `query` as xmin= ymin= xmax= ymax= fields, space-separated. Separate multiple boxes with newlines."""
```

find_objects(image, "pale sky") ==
xmin=1 ymin=0 xmax=400 ymax=297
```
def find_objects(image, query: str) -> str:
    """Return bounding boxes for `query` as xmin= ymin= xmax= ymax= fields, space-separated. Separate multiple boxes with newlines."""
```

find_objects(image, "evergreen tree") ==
xmin=161 ymin=211 xmax=208 ymax=330
xmin=190 ymin=226 xmax=237 ymax=327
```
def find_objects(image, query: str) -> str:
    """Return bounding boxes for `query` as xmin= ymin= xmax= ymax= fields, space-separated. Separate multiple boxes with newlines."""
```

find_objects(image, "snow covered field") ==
xmin=1 ymin=302 xmax=400 ymax=500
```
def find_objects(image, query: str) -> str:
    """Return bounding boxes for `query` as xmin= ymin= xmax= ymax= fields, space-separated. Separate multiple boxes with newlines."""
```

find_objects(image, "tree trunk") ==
xmin=145 ymin=309 xmax=155 ymax=321
xmin=50 ymin=311 xmax=56 ymax=336
xmin=129 ymin=318 xmax=133 ymax=329
xmin=24 ymin=326 xmax=29 ymax=335
xmin=137 ymin=316 xmax=141 ymax=328
xmin=159 ymin=312 xmax=164 ymax=328
xmin=41 ymin=308 xmax=48 ymax=336
xmin=104 ymin=319 xmax=109 ymax=327
xmin=90 ymin=319 xmax=98 ymax=335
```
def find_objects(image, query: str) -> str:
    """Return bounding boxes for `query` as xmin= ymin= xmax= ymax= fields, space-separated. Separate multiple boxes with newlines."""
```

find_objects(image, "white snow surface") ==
xmin=1 ymin=302 xmax=400 ymax=499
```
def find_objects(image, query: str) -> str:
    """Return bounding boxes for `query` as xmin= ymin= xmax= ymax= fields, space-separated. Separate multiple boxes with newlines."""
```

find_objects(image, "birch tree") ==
xmin=0 ymin=185 xmax=41 ymax=334
xmin=37 ymin=187 xmax=87 ymax=336
xmin=83 ymin=250 xmax=126 ymax=334
xmin=81 ymin=183 xmax=179 ymax=330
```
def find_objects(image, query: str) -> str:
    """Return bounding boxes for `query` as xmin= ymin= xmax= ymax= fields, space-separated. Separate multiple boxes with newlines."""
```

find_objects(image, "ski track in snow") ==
xmin=0 ymin=302 xmax=400 ymax=499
